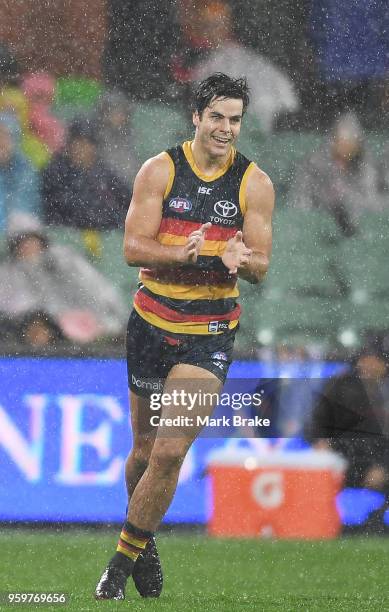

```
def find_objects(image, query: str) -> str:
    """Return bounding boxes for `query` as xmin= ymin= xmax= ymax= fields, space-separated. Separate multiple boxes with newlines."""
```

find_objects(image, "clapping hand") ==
xmin=221 ymin=231 xmax=252 ymax=274
xmin=183 ymin=222 xmax=212 ymax=263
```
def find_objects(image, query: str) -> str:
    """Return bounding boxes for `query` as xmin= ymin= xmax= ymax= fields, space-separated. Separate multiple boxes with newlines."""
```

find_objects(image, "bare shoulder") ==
xmin=247 ymin=163 xmax=274 ymax=193
xmin=246 ymin=163 xmax=275 ymax=211
xmin=134 ymin=152 xmax=172 ymax=195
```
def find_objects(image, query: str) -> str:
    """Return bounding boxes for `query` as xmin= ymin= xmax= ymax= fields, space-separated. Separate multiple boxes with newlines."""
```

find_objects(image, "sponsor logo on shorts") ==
xmin=208 ymin=321 xmax=230 ymax=333
xmin=169 ymin=197 xmax=192 ymax=213
xmin=213 ymin=200 xmax=238 ymax=218
xmin=131 ymin=374 xmax=163 ymax=392
xmin=211 ymin=351 xmax=228 ymax=362
xmin=214 ymin=361 xmax=226 ymax=371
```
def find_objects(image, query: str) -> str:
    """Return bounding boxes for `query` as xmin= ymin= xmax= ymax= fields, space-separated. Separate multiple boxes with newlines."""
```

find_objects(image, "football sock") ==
xmin=110 ymin=521 xmax=153 ymax=576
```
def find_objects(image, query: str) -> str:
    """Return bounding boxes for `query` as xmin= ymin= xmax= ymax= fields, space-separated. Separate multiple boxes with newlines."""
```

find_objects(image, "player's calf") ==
xmin=125 ymin=448 xmax=150 ymax=498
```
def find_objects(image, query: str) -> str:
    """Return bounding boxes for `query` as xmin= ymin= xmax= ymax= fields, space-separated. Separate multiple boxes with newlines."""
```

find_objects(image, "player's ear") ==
xmin=193 ymin=111 xmax=200 ymax=128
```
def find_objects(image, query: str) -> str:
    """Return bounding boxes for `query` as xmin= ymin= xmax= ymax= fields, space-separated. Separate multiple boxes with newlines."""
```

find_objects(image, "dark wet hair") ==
xmin=193 ymin=73 xmax=250 ymax=117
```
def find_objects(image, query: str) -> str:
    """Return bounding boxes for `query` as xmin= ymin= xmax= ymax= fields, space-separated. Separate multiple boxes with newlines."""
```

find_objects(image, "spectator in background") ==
xmin=171 ymin=0 xmax=219 ymax=86
xmin=18 ymin=310 xmax=65 ymax=349
xmin=188 ymin=1 xmax=299 ymax=133
xmin=0 ymin=49 xmax=51 ymax=169
xmin=94 ymin=90 xmax=139 ymax=187
xmin=289 ymin=112 xmax=381 ymax=235
xmin=0 ymin=213 xmax=128 ymax=344
xmin=22 ymin=72 xmax=65 ymax=154
xmin=0 ymin=86 xmax=50 ymax=169
xmin=42 ymin=118 xmax=131 ymax=230
xmin=305 ymin=343 xmax=389 ymax=532
xmin=0 ymin=113 xmax=41 ymax=233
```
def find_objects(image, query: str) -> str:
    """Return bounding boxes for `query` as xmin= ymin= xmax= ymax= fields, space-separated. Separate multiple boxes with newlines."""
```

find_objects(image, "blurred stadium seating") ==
xmin=337 ymin=213 xmax=389 ymax=346
xmin=131 ymin=101 xmax=190 ymax=162
xmin=239 ymin=208 xmax=344 ymax=353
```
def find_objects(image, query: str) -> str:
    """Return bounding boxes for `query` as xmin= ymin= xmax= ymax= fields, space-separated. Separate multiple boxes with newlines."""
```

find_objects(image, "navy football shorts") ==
xmin=126 ymin=309 xmax=236 ymax=397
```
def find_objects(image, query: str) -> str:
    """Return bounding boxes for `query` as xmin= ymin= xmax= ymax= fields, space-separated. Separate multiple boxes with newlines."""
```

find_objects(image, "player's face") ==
xmin=193 ymin=96 xmax=243 ymax=158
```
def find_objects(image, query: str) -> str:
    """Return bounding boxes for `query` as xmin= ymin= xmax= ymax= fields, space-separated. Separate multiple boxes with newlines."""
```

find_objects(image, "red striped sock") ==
xmin=117 ymin=526 xmax=150 ymax=561
xmin=111 ymin=521 xmax=153 ymax=575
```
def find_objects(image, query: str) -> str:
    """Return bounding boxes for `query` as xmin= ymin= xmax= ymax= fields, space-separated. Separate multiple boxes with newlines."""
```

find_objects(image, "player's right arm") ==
xmin=123 ymin=154 xmax=210 ymax=268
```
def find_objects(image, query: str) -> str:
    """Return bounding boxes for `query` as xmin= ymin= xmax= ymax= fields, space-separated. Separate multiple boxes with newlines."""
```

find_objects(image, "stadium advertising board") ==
xmin=0 ymin=357 xmax=342 ymax=523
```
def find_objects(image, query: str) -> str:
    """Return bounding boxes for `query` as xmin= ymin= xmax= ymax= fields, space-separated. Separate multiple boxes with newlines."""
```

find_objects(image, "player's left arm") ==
xmin=239 ymin=166 xmax=274 ymax=283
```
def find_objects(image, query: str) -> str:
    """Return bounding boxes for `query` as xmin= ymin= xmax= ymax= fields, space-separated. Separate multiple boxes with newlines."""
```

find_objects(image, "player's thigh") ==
xmin=153 ymin=363 xmax=222 ymax=455
xmin=126 ymin=309 xmax=167 ymax=453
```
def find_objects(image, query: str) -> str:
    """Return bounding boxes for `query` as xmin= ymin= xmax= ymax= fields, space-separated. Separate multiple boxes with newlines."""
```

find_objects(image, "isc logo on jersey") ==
xmin=169 ymin=197 xmax=192 ymax=213
xmin=198 ymin=186 xmax=212 ymax=195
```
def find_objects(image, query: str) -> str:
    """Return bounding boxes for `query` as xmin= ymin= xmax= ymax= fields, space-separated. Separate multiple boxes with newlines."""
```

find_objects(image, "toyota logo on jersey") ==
xmin=213 ymin=200 xmax=238 ymax=218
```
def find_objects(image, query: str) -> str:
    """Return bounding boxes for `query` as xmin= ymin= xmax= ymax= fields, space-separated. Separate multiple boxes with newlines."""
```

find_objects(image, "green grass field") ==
xmin=1 ymin=530 xmax=389 ymax=611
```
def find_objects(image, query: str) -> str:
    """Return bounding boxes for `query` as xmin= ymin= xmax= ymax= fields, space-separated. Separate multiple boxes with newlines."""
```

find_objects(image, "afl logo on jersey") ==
xmin=169 ymin=197 xmax=192 ymax=213
xmin=213 ymin=200 xmax=238 ymax=218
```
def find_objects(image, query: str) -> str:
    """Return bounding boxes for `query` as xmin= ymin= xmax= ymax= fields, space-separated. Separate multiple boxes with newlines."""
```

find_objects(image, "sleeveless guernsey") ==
xmin=133 ymin=140 xmax=255 ymax=334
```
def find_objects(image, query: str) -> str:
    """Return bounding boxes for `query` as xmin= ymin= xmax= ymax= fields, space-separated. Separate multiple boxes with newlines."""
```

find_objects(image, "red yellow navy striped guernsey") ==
xmin=134 ymin=140 xmax=256 ymax=335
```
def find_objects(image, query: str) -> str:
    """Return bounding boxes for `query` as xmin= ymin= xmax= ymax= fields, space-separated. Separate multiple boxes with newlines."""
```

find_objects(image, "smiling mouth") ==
xmin=212 ymin=136 xmax=231 ymax=144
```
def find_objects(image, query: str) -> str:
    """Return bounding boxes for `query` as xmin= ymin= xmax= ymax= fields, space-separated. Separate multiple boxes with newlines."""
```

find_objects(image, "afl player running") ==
xmin=95 ymin=73 xmax=274 ymax=600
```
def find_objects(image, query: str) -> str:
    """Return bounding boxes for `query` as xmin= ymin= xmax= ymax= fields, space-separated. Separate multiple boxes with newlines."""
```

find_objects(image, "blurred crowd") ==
xmin=0 ymin=44 xmax=138 ymax=351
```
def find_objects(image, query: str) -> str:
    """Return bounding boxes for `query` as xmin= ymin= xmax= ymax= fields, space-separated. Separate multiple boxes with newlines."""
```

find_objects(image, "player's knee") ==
xmin=127 ymin=446 xmax=152 ymax=470
xmin=149 ymin=444 xmax=187 ymax=475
